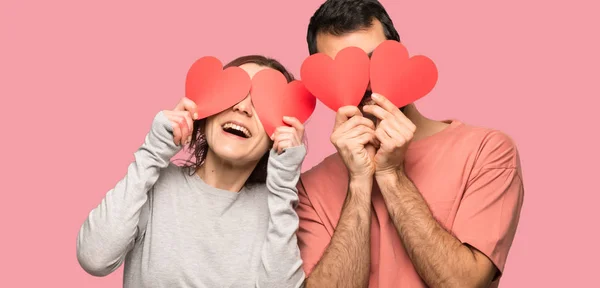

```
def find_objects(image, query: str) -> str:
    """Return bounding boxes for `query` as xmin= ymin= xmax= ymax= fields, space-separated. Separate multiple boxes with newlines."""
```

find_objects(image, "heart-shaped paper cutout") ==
xmin=251 ymin=69 xmax=316 ymax=136
xmin=370 ymin=40 xmax=438 ymax=108
xmin=300 ymin=46 xmax=370 ymax=111
xmin=185 ymin=56 xmax=252 ymax=119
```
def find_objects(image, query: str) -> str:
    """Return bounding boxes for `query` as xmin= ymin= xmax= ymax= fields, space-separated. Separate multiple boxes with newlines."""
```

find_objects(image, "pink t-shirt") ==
xmin=297 ymin=120 xmax=524 ymax=287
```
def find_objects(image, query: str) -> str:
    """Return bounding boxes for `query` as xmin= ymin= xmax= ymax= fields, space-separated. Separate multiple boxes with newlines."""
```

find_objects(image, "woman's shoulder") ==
xmin=154 ymin=162 xmax=188 ymax=186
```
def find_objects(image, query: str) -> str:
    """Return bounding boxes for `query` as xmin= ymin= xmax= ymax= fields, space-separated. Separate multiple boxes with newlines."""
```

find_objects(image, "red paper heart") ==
xmin=185 ymin=56 xmax=252 ymax=119
xmin=251 ymin=69 xmax=316 ymax=136
xmin=370 ymin=40 xmax=438 ymax=108
xmin=300 ymin=46 xmax=370 ymax=111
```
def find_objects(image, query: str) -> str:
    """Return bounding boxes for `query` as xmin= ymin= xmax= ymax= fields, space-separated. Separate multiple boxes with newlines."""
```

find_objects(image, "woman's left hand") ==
xmin=271 ymin=116 xmax=305 ymax=154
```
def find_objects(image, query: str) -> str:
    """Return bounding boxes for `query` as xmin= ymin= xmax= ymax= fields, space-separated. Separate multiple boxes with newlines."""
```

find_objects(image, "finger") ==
xmin=335 ymin=115 xmax=376 ymax=136
xmin=175 ymin=97 xmax=199 ymax=119
xmin=276 ymin=123 xmax=305 ymax=145
xmin=364 ymin=104 xmax=416 ymax=135
xmin=362 ymin=104 xmax=394 ymax=121
xmin=331 ymin=123 xmax=379 ymax=150
xmin=371 ymin=93 xmax=399 ymax=114
xmin=178 ymin=117 xmax=190 ymax=144
xmin=375 ymin=127 xmax=393 ymax=150
xmin=173 ymin=111 xmax=194 ymax=134
xmin=355 ymin=130 xmax=378 ymax=146
xmin=345 ymin=124 xmax=376 ymax=139
xmin=380 ymin=121 xmax=406 ymax=142
xmin=369 ymin=132 xmax=381 ymax=148
xmin=370 ymin=94 xmax=415 ymax=131
xmin=399 ymin=115 xmax=417 ymax=134
xmin=272 ymin=127 xmax=295 ymax=143
xmin=389 ymin=109 xmax=415 ymax=133
xmin=282 ymin=116 xmax=304 ymax=134
xmin=379 ymin=118 xmax=412 ymax=141
xmin=172 ymin=120 xmax=183 ymax=145
xmin=276 ymin=134 xmax=302 ymax=149
xmin=334 ymin=125 xmax=377 ymax=148
xmin=385 ymin=125 xmax=409 ymax=149
xmin=168 ymin=115 xmax=188 ymax=143
xmin=273 ymin=126 xmax=296 ymax=138
xmin=277 ymin=139 xmax=292 ymax=154
xmin=334 ymin=106 xmax=363 ymax=129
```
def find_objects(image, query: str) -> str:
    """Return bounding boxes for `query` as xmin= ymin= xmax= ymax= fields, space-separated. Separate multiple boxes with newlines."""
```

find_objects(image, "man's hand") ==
xmin=163 ymin=97 xmax=198 ymax=146
xmin=330 ymin=106 xmax=378 ymax=180
xmin=362 ymin=93 xmax=416 ymax=176
xmin=305 ymin=106 xmax=376 ymax=288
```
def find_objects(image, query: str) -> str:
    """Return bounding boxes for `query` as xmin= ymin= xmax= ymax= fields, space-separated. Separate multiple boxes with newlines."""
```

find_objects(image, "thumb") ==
xmin=366 ymin=143 xmax=376 ymax=158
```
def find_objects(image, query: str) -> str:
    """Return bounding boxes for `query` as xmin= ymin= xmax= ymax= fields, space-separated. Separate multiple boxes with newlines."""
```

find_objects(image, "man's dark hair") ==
xmin=307 ymin=0 xmax=400 ymax=54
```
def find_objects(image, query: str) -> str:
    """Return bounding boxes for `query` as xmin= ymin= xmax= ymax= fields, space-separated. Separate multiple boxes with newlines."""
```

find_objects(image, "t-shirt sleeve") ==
xmin=451 ymin=131 xmax=525 ymax=277
xmin=296 ymin=178 xmax=332 ymax=277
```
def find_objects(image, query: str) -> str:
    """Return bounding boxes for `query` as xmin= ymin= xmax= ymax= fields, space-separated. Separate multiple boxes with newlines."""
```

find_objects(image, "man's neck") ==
xmin=195 ymin=150 xmax=256 ymax=192
xmin=403 ymin=104 xmax=450 ymax=142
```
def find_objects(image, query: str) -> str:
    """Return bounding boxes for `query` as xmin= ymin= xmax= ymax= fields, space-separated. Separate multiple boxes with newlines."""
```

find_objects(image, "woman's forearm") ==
xmin=76 ymin=111 xmax=180 ymax=276
xmin=256 ymin=146 xmax=307 ymax=288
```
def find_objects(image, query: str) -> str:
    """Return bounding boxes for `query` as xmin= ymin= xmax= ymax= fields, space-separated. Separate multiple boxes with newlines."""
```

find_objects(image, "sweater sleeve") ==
xmin=256 ymin=145 xmax=307 ymax=288
xmin=76 ymin=111 xmax=181 ymax=277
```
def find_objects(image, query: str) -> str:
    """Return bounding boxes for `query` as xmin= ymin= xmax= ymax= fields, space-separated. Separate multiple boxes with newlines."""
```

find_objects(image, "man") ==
xmin=296 ymin=0 xmax=525 ymax=287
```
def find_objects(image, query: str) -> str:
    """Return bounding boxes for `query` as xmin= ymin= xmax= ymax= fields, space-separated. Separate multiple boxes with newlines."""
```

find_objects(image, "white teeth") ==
xmin=223 ymin=122 xmax=251 ymax=137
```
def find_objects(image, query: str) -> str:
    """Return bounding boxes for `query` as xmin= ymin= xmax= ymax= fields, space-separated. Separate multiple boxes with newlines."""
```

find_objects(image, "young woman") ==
xmin=77 ymin=55 xmax=307 ymax=287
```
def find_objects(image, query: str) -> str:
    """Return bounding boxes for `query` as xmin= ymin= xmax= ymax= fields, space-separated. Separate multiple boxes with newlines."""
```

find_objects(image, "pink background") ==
xmin=1 ymin=0 xmax=598 ymax=287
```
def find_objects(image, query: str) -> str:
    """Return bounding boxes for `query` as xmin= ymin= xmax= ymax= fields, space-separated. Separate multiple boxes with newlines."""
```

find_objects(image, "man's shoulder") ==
xmin=298 ymin=153 xmax=349 ymax=224
xmin=303 ymin=152 xmax=341 ymax=171
xmin=300 ymin=153 xmax=348 ymax=197
xmin=302 ymin=153 xmax=345 ymax=180
xmin=452 ymin=120 xmax=521 ymax=169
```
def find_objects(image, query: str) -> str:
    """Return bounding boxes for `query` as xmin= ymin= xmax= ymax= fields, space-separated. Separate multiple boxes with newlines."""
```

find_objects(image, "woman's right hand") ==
xmin=163 ymin=97 xmax=198 ymax=146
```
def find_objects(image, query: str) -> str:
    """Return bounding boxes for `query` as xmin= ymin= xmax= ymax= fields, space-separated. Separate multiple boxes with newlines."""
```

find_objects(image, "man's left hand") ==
xmin=362 ymin=93 xmax=416 ymax=176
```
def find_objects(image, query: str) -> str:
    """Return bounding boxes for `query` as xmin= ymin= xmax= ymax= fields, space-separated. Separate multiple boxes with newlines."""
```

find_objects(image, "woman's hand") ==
xmin=271 ymin=116 xmax=305 ymax=154
xmin=163 ymin=97 xmax=198 ymax=146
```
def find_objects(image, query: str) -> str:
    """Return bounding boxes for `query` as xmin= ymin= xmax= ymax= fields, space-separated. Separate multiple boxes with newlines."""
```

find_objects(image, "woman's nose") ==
xmin=232 ymin=96 xmax=253 ymax=117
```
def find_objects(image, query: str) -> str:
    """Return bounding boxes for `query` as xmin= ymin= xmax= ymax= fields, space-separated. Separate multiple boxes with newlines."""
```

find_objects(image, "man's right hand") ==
xmin=330 ymin=106 xmax=378 ymax=180
xmin=163 ymin=97 xmax=198 ymax=146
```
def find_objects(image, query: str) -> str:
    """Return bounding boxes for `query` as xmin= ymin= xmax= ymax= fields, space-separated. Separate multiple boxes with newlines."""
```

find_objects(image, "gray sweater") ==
xmin=76 ymin=111 xmax=306 ymax=288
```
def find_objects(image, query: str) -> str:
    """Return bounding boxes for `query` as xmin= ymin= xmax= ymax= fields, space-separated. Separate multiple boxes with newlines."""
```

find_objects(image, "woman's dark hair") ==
xmin=183 ymin=55 xmax=295 ymax=186
xmin=306 ymin=0 xmax=401 ymax=55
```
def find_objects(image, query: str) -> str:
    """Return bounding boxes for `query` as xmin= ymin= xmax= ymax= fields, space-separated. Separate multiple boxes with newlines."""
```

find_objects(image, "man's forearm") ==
xmin=306 ymin=178 xmax=373 ymax=288
xmin=377 ymin=172 xmax=494 ymax=288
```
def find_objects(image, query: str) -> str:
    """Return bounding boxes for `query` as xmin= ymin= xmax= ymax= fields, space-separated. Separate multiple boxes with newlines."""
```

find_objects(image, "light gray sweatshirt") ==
xmin=76 ymin=111 xmax=306 ymax=288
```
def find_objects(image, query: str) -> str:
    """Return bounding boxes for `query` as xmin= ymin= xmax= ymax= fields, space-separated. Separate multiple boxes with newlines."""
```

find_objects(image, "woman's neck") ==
xmin=195 ymin=150 xmax=256 ymax=192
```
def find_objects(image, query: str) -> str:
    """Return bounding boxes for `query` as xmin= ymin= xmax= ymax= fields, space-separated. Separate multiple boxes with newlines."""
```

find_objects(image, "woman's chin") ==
xmin=212 ymin=146 xmax=260 ymax=166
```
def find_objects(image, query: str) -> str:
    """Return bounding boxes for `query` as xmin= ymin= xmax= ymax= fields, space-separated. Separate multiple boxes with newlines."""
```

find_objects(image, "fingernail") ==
xmin=193 ymin=113 xmax=198 ymax=119
xmin=371 ymin=93 xmax=380 ymax=99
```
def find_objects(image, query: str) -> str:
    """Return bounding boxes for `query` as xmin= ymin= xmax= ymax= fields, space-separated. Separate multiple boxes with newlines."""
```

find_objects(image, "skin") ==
xmin=306 ymin=20 xmax=497 ymax=288
xmin=163 ymin=63 xmax=305 ymax=192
